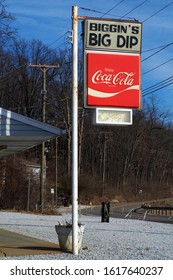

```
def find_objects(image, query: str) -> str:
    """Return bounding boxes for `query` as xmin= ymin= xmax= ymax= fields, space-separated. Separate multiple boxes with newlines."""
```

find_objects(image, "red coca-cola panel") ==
xmin=86 ymin=52 xmax=141 ymax=108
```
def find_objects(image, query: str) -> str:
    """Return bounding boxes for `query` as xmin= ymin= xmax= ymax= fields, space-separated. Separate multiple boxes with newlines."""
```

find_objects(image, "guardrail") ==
xmin=141 ymin=204 xmax=173 ymax=216
xmin=124 ymin=203 xmax=173 ymax=221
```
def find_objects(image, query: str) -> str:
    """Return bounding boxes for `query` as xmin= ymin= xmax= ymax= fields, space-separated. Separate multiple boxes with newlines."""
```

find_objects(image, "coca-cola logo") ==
xmin=86 ymin=52 xmax=140 ymax=108
xmin=92 ymin=70 xmax=135 ymax=87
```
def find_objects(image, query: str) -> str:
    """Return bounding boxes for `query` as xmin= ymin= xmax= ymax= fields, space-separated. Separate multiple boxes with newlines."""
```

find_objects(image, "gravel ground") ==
xmin=0 ymin=206 xmax=173 ymax=260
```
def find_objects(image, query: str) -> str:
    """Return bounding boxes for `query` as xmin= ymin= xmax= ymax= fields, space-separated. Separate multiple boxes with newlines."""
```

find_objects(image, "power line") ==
xmin=79 ymin=1 xmax=126 ymax=18
xmin=143 ymin=80 xmax=173 ymax=97
xmin=142 ymin=43 xmax=173 ymax=53
xmin=142 ymin=75 xmax=173 ymax=96
xmin=79 ymin=6 xmax=105 ymax=15
xmin=121 ymin=0 xmax=148 ymax=19
xmin=142 ymin=42 xmax=173 ymax=62
xmin=80 ymin=0 xmax=172 ymax=24
xmin=143 ymin=58 xmax=173 ymax=75
xmin=78 ymin=6 xmax=123 ymax=19
xmin=101 ymin=0 xmax=126 ymax=18
xmin=143 ymin=1 xmax=173 ymax=22
xmin=47 ymin=31 xmax=69 ymax=48
xmin=0 ymin=31 xmax=70 ymax=83
xmin=143 ymin=75 xmax=173 ymax=92
xmin=54 ymin=40 xmax=70 ymax=51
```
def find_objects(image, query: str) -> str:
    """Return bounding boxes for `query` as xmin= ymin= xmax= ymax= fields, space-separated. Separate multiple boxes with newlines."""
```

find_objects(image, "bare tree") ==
xmin=0 ymin=0 xmax=15 ymax=46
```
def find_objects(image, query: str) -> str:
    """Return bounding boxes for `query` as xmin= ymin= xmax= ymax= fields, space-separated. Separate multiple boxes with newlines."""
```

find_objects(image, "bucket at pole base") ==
xmin=55 ymin=224 xmax=85 ymax=252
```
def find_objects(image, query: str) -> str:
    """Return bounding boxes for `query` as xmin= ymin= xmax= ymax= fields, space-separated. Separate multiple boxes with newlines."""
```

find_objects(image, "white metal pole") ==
xmin=72 ymin=5 xmax=78 ymax=255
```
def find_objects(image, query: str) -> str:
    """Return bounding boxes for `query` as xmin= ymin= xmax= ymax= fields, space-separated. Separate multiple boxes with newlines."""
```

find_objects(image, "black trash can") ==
xmin=101 ymin=202 xmax=110 ymax=222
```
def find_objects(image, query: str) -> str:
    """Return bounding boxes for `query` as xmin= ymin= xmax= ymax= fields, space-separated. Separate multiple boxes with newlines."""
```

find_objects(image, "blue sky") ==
xmin=5 ymin=0 xmax=173 ymax=120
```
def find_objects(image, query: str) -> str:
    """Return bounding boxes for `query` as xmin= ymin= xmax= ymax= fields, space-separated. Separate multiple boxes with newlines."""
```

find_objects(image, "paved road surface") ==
xmin=81 ymin=202 xmax=173 ymax=224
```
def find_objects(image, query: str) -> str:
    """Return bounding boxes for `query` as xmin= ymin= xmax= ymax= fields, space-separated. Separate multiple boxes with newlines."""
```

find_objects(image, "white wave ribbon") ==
xmin=88 ymin=85 xmax=140 ymax=98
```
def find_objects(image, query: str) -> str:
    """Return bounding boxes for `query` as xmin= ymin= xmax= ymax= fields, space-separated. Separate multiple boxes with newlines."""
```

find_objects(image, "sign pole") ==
xmin=72 ymin=5 xmax=78 ymax=255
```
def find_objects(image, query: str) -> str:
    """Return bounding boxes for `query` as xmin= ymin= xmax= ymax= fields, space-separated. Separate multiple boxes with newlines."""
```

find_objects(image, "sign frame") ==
xmin=84 ymin=17 xmax=142 ymax=53
xmin=84 ymin=50 xmax=141 ymax=109
xmin=93 ymin=107 xmax=133 ymax=125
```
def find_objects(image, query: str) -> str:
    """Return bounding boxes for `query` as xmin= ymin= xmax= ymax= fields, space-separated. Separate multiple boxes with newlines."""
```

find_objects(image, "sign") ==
xmin=84 ymin=51 xmax=141 ymax=109
xmin=51 ymin=188 xmax=54 ymax=194
xmin=84 ymin=18 xmax=142 ymax=53
xmin=93 ymin=108 xmax=132 ymax=125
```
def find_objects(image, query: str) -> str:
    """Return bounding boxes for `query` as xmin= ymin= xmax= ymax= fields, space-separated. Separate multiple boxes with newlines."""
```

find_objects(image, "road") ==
xmin=81 ymin=201 xmax=173 ymax=224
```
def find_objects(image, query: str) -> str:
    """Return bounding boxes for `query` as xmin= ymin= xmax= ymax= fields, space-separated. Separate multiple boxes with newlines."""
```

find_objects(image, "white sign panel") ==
xmin=93 ymin=108 xmax=132 ymax=125
xmin=84 ymin=18 xmax=142 ymax=53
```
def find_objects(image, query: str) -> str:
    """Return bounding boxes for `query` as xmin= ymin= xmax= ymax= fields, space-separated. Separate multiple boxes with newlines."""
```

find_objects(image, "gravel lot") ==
xmin=0 ymin=207 xmax=173 ymax=260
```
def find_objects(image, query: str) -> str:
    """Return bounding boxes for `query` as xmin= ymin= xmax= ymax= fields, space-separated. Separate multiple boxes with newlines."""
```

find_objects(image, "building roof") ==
xmin=0 ymin=107 xmax=65 ymax=158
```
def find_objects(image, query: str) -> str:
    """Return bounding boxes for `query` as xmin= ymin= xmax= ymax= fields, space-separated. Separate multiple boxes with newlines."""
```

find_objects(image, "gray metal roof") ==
xmin=0 ymin=107 xmax=64 ymax=158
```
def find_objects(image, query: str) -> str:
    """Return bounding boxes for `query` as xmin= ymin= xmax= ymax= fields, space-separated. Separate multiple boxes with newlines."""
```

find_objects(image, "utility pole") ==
xmin=55 ymin=137 xmax=58 ymax=206
xmin=29 ymin=64 xmax=59 ymax=211
xmin=71 ymin=5 xmax=85 ymax=256
xmin=72 ymin=5 xmax=79 ymax=256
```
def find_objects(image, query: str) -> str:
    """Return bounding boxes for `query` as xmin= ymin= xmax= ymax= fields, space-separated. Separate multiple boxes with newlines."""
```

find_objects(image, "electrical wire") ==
xmin=143 ymin=1 xmax=173 ymax=22
xmin=142 ymin=42 xmax=173 ymax=62
xmin=143 ymin=58 xmax=173 ymax=75
xmin=79 ymin=7 xmax=105 ymax=15
xmin=78 ymin=6 xmax=123 ymax=19
xmin=121 ymin=0 xmax=148 ymax=19
xmin=142 ymin=43 xmax=173 ymax=53
xmin=47 ymin=31 xmax=69 ymax=48
xmin=0 ymin=30 xmax=71 ymax=84
xmin=143 ymin=75 xmax=173 ymax=92
xmin=101 ymin=0 xmax=126 ymax=18
xmin=143 ymin=81 xmax=173 ymax=97
xmin=142 ymin=75 xmax=173 ymax=96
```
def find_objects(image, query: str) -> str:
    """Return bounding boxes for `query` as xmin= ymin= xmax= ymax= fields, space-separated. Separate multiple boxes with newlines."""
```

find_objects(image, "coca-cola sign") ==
xmin=85 ymin=51 xmax=141 ymax=108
